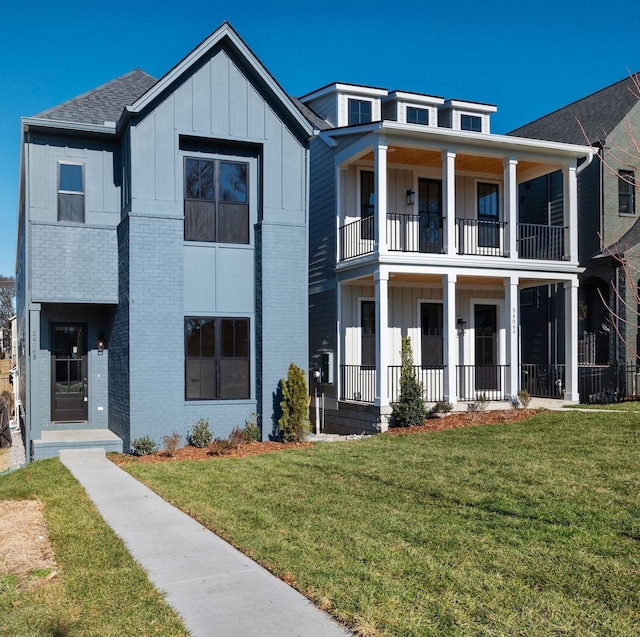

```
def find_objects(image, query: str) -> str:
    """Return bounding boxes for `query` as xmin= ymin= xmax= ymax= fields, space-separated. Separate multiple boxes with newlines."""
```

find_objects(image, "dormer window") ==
xmin=406 ymin=107 xmax=429 ymax=125
xmin=461 ymin=114 xmax=482 ymax=132
xmin=348 ymin=99 xmax=372 ymax=125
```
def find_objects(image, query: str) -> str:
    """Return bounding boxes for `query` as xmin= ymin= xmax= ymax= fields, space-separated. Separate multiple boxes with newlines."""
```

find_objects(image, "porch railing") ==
xmin=456 ymin=365 xmax=508 ymax=401
xmin=520 ymin=364 xmax=565 ymax=398
xmin=456 ymin=218 xmax=506 ymax=257
xmin=578 ymin=363 xmax=640 ymax=403
xmin=387 ymin=213 xmax=443 ymax=254
xmin=517 ymin=223 xmax=565 ymax=260
xmin=339 ymin=216 xmax=566 ymax=261
xmin=387 ymin=365 xmax=445 ymax=403
xmin=340 ymin=364 xmax=375 ymax=403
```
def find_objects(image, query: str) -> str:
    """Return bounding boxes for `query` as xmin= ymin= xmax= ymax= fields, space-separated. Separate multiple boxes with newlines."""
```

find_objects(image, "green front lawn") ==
xmin=0 ymin=459 xmax=188 ymax=637
xmin=126 ymin=411 xmax=640 ymax=636
xmin=564 ymin=400 xmax=640 ymax=411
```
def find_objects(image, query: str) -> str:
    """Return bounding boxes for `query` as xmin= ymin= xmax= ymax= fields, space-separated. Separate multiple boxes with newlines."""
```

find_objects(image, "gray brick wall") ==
xmin=31 ymin=224 xmax=118 ymax=303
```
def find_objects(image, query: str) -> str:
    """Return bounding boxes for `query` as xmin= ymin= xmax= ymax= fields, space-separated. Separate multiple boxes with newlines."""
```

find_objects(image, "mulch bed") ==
xmin=109 ymin=409 xmax=539 ymax=466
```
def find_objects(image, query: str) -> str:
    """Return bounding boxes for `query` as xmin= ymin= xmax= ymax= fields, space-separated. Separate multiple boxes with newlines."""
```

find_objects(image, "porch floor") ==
xmin=32 ymin=429 xmax=123 ymax=461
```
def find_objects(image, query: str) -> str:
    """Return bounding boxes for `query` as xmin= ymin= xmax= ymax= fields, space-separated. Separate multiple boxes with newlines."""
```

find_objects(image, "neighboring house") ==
xmin=511 ymin=75 xmax=640 ymax=395
xmin=299 ymin=83 xmax=593 ymax=433
xmin=15 ymin=22 xmax=313 ymax=460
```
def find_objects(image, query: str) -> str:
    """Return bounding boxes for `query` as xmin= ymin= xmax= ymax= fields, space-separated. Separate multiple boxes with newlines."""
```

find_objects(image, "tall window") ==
xmin=360 ymin=170 xmax=375 ymax=240
xmin=58 ymin=163 xmax=84 ymax=222
xmin=477 ymin=182 xmax=500 ymax=248
xmin=619 ymin=170 xmax=635 ymax=215
xmin=184 ymin=158 xmax=249 ymax=243
xmin=348 ymin=99 xmax=372 ymax=125
xmin=361 ymin=301 xmax=376 ymax=367
xmin=185 ymin=317 xmax=250 ymax=400
xmin=461 ymin=114 xmax=482 ymax=132
xmin=421 ymin=303 xmax=443 ymax=366
xmin=406 ymin=107 xmax=428 ymax=125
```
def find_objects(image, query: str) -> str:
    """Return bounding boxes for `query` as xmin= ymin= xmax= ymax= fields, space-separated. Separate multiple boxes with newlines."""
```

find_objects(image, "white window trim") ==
xmin=57 ymin=161 xmax=84 ymax=195
xmin=466 ymin=298 xmax=506 ymax=368
xmin=474 ymin=178 xmax=503 ymax=221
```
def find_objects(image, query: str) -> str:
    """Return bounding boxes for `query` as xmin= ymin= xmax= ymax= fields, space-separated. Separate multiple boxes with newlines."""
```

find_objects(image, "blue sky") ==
xmin=1 ymin=1 xmax=639 ymax=276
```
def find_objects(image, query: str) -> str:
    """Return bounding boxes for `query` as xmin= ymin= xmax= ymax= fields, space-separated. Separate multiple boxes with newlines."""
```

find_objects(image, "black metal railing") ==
xmin=387 ymin=365 xmax=445 ymax=403
xmin=340 ymin=365 xmax=376 ymax=403
xmin=520 ymin=364 xmax=566 ymax=397
xmin=456 ymin=218 xmax=507 ymax=256
xmin=578 ymin=363 xmax=640 ymax=403
xmin=339 ymin=218 xmax=374 ymax=260
xmin=387 ymin=213 xmax=443 ymax=254
xmin=517 ymin=223 xmax=565 ymax=260
xmin=456 ymin=365 xmax=508 ymax=401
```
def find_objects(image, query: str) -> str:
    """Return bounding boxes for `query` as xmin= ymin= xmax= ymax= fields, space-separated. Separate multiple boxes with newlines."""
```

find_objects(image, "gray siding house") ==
xmin=512 ymin=75 xmax=640 ymax=395
xmin=15 ymin=23 xmax=313 ymax=460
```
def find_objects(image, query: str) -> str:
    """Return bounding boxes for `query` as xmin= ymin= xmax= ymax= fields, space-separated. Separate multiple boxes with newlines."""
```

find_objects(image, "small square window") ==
xmin=619 ymin=170 xmax=635 ymax=215
xmin=58 ymin=163 xmax=84 ymax=222
xmin=406 ymin=107 xmax=428 ymax=126
xmin=348 ymin=99 xmax=372 ymax=125
xmin=461 ymin=114 xmax=482 ymax=132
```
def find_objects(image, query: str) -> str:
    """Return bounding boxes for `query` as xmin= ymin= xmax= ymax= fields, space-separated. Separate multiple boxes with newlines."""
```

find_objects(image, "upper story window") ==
xmin=477 ymin=182 xmax=500 ymax=248
xmin=618 ymin=170 xmax=635 ymax=215
xmin=406 ymin=107 xmax=429 ymax=126
xmin=360 ymin=170 xmax=375 ymax=240
xmin=348 ymin=99 xmax=372 ymax=125
xmin=184 ymin=158 xmax=249 ymax=243
xmin=58 ymin=163 xmax=84 ymax=222
xmin=461 ymin=114 xmax=482 ymax=132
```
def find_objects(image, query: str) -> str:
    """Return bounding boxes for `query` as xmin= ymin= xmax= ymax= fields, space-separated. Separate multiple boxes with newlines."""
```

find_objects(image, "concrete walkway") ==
xmin=60 ymin=448 xmax=351 ymax=637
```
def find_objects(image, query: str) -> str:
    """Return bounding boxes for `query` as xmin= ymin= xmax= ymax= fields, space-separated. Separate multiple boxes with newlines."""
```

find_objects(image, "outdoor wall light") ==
xmin=406 ymin=189 xmax=415 ymax=206
xmin=97 ymin=335 xmax=105 ymax=355
xmin=456 ymin=318 xmax=466 ymax=335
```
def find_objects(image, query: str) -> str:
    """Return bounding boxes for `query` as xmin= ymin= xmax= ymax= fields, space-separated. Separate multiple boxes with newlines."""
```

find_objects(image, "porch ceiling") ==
xmin=361 ymin=146 xmax=549 ymax=176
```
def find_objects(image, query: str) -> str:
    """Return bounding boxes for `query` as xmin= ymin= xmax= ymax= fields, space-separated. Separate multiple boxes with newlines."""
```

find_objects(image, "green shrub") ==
xmin=391 ymin=337 xmax=426 ymax=428
xmin=188 ymin=418 xmax=213 ymax=448
xmin=429 ymin=400 xmax=453 ymax=417
xmin=161 ymin=431 xmax=182 ymax=456
xmin=278 ymin=363 xmax=310 ymax=442
xmin=243 ymin=413 xmax=260 ymax=442
xmin=131 ymin=436 xmax=158 ymax=456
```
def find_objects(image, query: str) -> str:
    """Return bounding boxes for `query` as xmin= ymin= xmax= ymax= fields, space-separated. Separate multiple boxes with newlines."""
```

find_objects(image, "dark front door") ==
xmin=418 ymin=178 xmax=442 ymax=253
xmin=475 ymin=305 xmax=498 ymax=391
xmin=51 ymin=324 xmax=88 ymax=422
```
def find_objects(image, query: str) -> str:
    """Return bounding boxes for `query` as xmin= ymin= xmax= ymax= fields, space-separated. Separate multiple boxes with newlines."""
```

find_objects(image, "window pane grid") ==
xmin=619 ymin=170 xmax=635 ymax=215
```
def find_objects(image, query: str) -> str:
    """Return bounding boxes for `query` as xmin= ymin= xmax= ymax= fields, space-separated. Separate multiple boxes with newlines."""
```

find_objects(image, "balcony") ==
xmin=338 ymin=214 xmax=567 ymax=262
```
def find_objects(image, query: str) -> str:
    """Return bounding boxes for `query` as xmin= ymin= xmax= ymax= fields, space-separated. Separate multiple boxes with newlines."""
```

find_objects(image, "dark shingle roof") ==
xmin=509 ymin=75 xmax=640 ymax=145
xmin=290 ymin=97 xmax=333 ymax=131
xmin=34 ymin=69 xmax=158 ymax=126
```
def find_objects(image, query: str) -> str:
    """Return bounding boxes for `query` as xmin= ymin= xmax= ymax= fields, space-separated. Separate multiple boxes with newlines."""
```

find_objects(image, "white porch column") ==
xmin=375 ymin=270 xmax=389 ymax=408
xmin=442 ymin=150 xmax=456 ymax=255
xmin=374 ymin=137 xmax=388 ymax=256
xmin=505 ymin=276 xmax=519 ymax=399
xmin=564 ymin=279 xmax=580 ymax=402
xmin=563 ymin=161 xmax=578 ymax=262
xmin=443 ymin=273 xmax=458 ymax=404
xmin=503 ymin=157 xmax=518 ymax=259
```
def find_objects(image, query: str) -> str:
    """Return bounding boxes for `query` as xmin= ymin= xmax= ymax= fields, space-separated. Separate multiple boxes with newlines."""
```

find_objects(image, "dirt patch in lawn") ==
xmin=0 ymin=500 xmax=58 ymax=589
xmin=384 ymin=408 xmax=540 ymax=435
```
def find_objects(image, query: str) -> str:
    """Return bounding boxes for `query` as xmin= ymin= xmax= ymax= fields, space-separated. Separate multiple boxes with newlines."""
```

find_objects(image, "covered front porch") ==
xmin=331 ymin=267 xmax=579 ymax=432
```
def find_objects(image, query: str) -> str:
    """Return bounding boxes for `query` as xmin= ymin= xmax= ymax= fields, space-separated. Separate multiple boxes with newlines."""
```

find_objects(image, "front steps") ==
xmin=32 ymin=429 xmax=123 ymax=461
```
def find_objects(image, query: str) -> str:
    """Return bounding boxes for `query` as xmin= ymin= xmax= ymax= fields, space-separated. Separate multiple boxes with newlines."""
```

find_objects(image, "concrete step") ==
xmin=32 ymin=429 xmax=123 ymax=461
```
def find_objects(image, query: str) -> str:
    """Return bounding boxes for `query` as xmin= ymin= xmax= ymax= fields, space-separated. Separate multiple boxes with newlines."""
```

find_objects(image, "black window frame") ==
xmin=185 ymin=317 xmax=250 ymax=401
xmin=421 ymin=302 xmax=443 ymax=367
xmin=58 ymin=162 xmax=85 ymax=223
xmin=477 ymin=181 xmax=500 ymax=248
xmin=461 ymin=114 xmax=482 ymax=132
xmin=406 ymin=106 xmax=429 ymax=126
xmin=361 ymin=300 xmax=376 ymax=368
xmin=360 ymin=170 xmax=375 ymax=240
xmin=184 ymin=157 xmax=249 ymax=244
xmin=348 ymin=99 xmax=372 ymax=125
xmin=618 ymin=170 xmax=636 ymax=215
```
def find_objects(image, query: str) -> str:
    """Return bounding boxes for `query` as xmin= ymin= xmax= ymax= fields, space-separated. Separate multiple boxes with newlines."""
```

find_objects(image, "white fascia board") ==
xmin=22 ymin=117 xmax=116 ymax=135
xmin=301 ymin=83 xmax=388 ymax=102
xmin=128 ymin=23 xmax=312 ymax=137
xmin=326 ymin=122 xmax=593 ymax=161
xmin=386 ymin=91 xmax=445 ymax=106
xmin=445 ymin=99 xmax=497 ymax=114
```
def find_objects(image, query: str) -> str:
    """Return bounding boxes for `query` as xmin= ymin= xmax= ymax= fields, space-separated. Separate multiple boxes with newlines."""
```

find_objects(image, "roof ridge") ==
xmin=34 ymin=68 xmax=157 ymax=119
xmin=510 ymin=72 xmax=639 ymax=135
